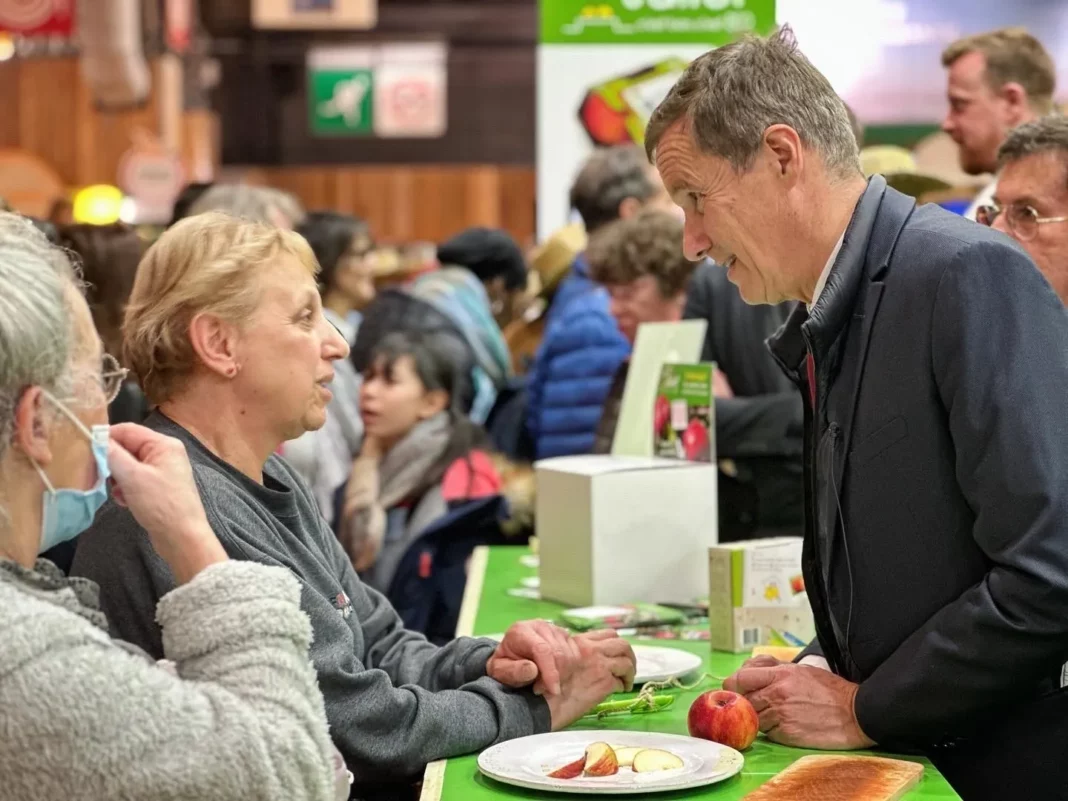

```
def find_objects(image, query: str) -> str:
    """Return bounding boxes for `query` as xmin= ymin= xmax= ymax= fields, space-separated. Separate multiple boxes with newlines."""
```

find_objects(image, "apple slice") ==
xmin=613 ymin=746 xmax=643 ymax=768
xmin=547 ymin=755 xmax=585 ymax=779
xmin=632 ymin=748 xmax=684 ymax=773
xmin=583 ymin=742 xmax=619 ymax=777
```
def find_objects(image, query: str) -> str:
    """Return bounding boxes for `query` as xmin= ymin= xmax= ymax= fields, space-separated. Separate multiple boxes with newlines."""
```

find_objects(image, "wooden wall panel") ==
xmin=2 ymin=56 xmax=535 ymax=243
xmin=233 ymin=164 xmax=536 ymax=245
xmin=2 ymin=57 xmax=166 ymax=188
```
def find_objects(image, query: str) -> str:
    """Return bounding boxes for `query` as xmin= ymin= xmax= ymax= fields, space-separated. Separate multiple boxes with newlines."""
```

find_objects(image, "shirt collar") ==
xmin=808 ymin=232 xmax=846 ymax=311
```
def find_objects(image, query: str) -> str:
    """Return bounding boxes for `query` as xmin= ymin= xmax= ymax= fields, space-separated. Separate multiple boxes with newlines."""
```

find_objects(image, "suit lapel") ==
xmin=825 ymin=189 xmax=915 ymax=540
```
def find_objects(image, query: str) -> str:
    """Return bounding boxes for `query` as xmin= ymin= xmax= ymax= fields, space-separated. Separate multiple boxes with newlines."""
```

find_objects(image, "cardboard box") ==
xmin=707 ymin=537 xmax=815 ymax=653
xmin=536 ymin=455 xmax=718 ymax=607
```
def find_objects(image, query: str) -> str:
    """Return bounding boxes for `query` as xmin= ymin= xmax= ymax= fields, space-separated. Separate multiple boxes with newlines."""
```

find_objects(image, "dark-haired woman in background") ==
xmin=285 ymin=211 xmax=377 ymax=523
xmin=58 ymin=223 xmax=148 ymax=426
xmin=338 ymin=331 xmax=501 ymax=593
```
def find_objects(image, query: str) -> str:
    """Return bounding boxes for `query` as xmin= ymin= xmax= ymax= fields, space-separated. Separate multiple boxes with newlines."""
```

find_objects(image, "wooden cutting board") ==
xmin=743 ymin=755 xmax=924 ymax=801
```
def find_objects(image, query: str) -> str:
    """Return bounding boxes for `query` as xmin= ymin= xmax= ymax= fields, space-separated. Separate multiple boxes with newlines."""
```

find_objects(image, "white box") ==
xmin=536 ymin=455 xmax=718 ymax=607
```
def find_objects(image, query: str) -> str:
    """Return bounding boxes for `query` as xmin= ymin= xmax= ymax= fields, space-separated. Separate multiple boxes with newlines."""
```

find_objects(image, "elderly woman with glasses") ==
xmin=72 ymin=212 xmax=636 ymax=793
xmin=0 ymin=213 xmax=340 ymax=800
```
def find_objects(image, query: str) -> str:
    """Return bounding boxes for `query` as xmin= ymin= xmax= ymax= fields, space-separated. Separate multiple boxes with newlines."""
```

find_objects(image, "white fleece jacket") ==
xmin=0 ymin=558 xmax=337 ymax=801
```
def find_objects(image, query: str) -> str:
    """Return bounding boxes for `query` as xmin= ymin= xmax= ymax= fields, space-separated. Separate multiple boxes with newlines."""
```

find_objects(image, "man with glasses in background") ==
xmin=978 ymin=115 xmax=1068 ymax=305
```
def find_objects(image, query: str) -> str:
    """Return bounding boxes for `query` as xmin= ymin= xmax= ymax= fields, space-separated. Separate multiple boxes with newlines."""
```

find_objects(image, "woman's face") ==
xmin=359 ymin=355 xmax=446 ymax=445
xmin=232 ymin=256 xmax=350 ymax=442
xmin=335 ymin=231 xmax=377 ymax=310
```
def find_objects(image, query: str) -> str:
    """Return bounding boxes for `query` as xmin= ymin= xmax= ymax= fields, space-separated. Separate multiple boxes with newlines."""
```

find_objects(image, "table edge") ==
xmin=418 ymin=545 xmax=492 ymax=801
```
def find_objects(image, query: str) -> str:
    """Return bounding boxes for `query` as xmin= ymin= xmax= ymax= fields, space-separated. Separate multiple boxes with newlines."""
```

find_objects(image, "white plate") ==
xmin=476 ymin=638 xmax=703 ymax=686
xmin=478 ymin=730 xmax=743 ymax=795
xmin=628 ymin=645 xmax=703 ymax=685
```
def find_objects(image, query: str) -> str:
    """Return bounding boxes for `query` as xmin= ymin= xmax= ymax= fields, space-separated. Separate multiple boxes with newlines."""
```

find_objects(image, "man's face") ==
xmin=654 ymin=120 xmax=791 ymax=305
xmin=991 ymin=151 xmax=1068 ymax=305
xmin=943 ymin=52 xmax=1016 ymax=176
xmin=607 ymin=275 xmax=683 ymax=343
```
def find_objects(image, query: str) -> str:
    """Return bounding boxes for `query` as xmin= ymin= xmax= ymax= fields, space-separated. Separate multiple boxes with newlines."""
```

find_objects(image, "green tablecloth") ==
xmin=421 ymin=545 xmax=961 ymax=801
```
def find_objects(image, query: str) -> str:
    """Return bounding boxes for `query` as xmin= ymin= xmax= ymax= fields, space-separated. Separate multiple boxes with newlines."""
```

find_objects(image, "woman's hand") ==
xmin=107 ymin=423 xmax=228 ymax=585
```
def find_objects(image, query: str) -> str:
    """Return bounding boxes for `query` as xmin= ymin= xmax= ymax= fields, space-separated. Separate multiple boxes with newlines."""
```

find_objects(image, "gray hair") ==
xmin=998 ymin=115 xmax=1068 ymax=174
xmin=0 ymin=212 xmax=78 ymax=463
xmin=645 ymin=28 xmax=861 ymax=179
xmin=188 ymin=184 xmax=306 ymax=227
xmin=569 ymin=145 xmax=657 ymax=233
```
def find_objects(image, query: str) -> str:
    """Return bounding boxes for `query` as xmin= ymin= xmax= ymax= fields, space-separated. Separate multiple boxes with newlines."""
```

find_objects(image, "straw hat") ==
xmin=530 ymin=223 xmax=587 ymax=297
xmin=860 ymin=145 xmax=953 ymax=199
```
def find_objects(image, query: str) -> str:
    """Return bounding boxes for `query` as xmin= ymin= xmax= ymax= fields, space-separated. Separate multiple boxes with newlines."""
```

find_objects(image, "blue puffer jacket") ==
xmin=526 ymin=255 xmax=631 ymax=459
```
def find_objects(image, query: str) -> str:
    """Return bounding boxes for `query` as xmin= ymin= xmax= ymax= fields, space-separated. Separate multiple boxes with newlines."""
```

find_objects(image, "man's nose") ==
xmin=683 ymin=220 xmax=711 ymax=262
xmin=991 ymin=213 xmax=1012 ymax=238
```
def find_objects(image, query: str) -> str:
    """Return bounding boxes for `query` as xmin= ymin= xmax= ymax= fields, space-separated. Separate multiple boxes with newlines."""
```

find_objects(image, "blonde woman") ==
xmin=73 ymin=212 xmax=636 ymax=790
xmin=0 ymin=213 xmax=337 ymax=800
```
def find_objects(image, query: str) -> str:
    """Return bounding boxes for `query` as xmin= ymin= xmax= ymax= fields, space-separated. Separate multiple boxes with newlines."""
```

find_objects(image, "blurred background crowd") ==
xmin=2 ymin=1 xmax=1068 ymax=640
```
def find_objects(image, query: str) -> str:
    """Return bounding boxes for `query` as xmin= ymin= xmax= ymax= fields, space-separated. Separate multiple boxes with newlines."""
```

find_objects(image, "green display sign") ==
xmin=540 ymin=0 xmax=776 ymax=45
xmin=309 ymin=68 xmax=374 ymax=135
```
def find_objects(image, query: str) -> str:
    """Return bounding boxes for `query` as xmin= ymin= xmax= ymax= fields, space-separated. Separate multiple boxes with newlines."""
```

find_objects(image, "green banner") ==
xmin=540 ymin=0 xmax=776 ymax=45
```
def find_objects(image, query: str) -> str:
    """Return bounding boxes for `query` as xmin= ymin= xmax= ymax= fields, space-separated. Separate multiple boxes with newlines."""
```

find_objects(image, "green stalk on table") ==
xmin=584 ymin=694 xmax=675 ymax=719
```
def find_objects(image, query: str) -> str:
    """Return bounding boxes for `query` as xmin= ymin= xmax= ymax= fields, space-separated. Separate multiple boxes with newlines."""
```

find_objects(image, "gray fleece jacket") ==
xmin=72 ymin=412 xmax=551 ymax=784
xmin=0 ymin=558 xmax=336 ymax=801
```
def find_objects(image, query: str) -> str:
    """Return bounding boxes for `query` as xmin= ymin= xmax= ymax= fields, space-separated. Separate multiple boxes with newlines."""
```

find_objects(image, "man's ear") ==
xmin=188 ymin=312 xmax=241 ymax=378
xmin=999 ymin=82 xmax=1031 ymax=124
xmin=764 ymin=124 xmax=805 ymax=188
xmin=12 ymin=387 xmax=54 ymax=467
xmin=419 ymin=388 xmax=450 ymax=420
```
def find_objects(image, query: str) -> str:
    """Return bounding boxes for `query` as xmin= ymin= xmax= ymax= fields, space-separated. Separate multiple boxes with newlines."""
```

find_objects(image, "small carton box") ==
xmin=536 ymin=455 xmax=718 ymax=608
xmin=707 ymin=537 xmax=815 ymax=653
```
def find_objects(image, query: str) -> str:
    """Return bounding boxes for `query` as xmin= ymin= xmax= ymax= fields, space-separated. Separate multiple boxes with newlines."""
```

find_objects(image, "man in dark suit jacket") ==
xmin=646 ymin=30 xmax=1068 ymax=800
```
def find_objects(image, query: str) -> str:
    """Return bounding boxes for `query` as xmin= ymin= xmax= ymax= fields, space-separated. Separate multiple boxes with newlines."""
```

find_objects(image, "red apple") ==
xmin=654 ymin=394 xmax=671 ymax=436
xmin=547 ymin=755 xmax=585 ymax=779
xmin=681 ymin=419 xmax=710 ymax=461
xmin=687 ymin=690 xmax=759 ymax=750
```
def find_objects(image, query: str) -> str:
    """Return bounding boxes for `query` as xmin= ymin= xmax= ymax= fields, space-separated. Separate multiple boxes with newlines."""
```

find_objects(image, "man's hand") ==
xmin=486 ymin=620 xmax=579 ymax=695
xmin=723 ymin=663 xmax=876 ymax=750
xmin=543 ymin=630 xmax=637 ymax=731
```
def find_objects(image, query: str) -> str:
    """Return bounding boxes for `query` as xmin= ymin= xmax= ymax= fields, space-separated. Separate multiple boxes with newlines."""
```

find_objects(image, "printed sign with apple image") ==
xmin=654 ymin=363 xmax=714 ymax=462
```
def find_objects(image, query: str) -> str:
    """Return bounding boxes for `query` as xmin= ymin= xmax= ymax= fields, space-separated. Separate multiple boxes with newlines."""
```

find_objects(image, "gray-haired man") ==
xmin=646 ymin=28 xmax=1068 ymax=800
xmin=976 ymin=115 xmax=1068 ymax=305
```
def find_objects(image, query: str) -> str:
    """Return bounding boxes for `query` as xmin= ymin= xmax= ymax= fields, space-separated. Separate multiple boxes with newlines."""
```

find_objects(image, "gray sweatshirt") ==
xmin=0 ymin=558 xmax=336 ymax=801
xmin=72 ymin=412 xmax=550 ymax=783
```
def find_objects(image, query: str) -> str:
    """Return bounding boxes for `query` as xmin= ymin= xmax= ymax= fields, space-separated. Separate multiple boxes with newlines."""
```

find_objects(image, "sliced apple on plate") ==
xmin=583 ymin=742 xmax=619 ymax=777
xmin=547 ymin=755 xmax=586 ymax=779
xmin=612 ymin=746 xmax=643 ymax=768
xmin=632 ymin=748 xmax=684 ymax=773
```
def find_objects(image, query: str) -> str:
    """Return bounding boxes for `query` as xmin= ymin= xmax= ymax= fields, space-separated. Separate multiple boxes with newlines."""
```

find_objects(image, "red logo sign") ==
xmin=0 ymin=0 xmax=74 ymax=36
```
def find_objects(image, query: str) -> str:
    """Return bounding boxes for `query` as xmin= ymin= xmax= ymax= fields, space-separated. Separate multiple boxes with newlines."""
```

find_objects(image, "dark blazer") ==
xmin=769 ymin=177 xmax=1068 ymax=799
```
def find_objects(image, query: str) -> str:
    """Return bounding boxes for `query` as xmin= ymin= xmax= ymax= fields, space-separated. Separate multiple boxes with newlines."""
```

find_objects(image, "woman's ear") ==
xmin=419 ymin=388 xmax=450 ymax=419
xmin=188 ymin=312 xmax=240 ymax=379
xmin=12 ymin=387 xmax=54 ymax=467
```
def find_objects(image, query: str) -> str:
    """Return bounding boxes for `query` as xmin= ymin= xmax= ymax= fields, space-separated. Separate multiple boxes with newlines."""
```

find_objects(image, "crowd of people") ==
xmin=1 ymin=21 xmax=1068 ymax=801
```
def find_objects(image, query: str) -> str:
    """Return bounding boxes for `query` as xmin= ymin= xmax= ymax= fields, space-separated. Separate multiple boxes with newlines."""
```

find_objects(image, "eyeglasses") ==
xmin=100 ymin=353 xmax=129 ymax=405
xmin=976 ymin=203 xmax=1068 ymax=242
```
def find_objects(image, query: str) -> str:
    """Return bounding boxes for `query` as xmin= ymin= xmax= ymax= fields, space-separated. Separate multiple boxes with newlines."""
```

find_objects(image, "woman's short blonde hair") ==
xmin=124 ymin=212 xmax=318 ymax=404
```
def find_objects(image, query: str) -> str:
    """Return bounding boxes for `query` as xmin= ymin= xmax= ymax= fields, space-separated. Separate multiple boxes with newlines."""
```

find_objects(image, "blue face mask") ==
xmin=32 ymin=394 xmax=111 ymax=555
